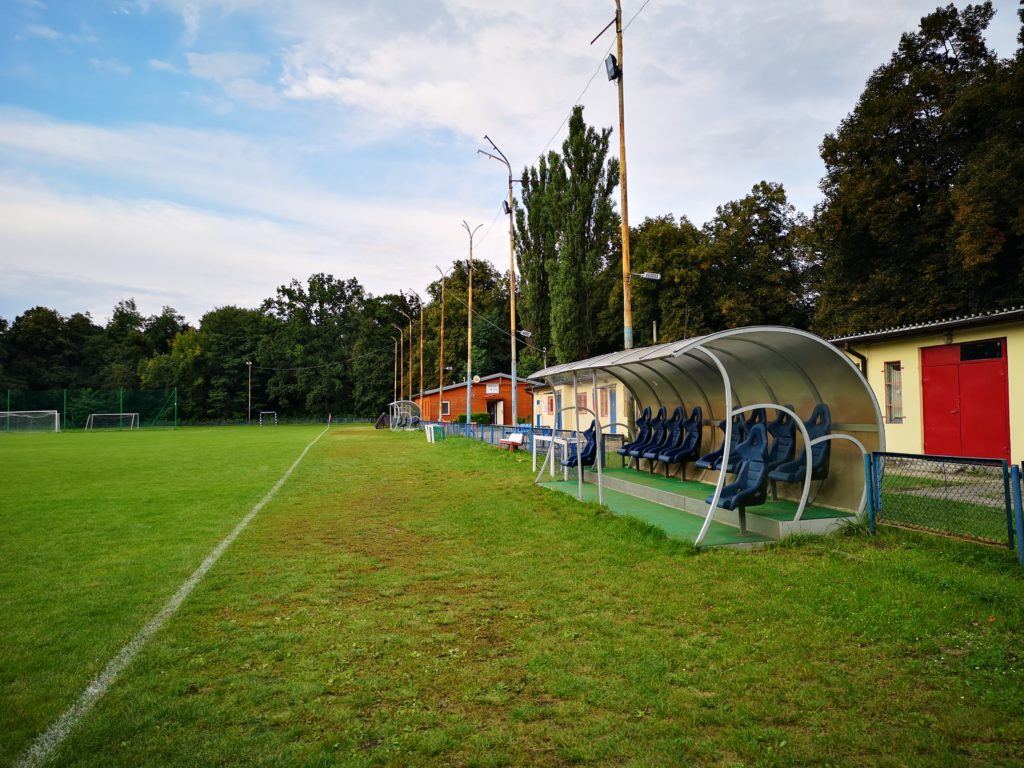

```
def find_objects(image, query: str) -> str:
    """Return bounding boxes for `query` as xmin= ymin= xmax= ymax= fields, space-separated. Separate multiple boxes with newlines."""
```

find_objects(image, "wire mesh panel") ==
xmin=873 ymin=452 xmax=1012 ymax=546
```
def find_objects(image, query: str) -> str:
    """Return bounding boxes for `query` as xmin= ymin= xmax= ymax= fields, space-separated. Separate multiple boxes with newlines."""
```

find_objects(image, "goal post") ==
xmin=84 ymin=412 xmax=140 ymax=431
xmin=0 ymin=410 xmax=60 ymax=433
xmin=258 ymin=411 xmax=278 ymax=426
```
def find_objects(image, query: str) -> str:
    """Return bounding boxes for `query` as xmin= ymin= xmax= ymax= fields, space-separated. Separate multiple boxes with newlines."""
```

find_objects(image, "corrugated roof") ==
xmin=830 ymin=306 xmax=1024 ymax=344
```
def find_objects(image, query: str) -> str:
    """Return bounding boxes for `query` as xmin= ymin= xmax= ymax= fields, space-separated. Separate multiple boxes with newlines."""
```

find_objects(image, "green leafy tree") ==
xmin=813 ymin=2 xmax=1020 ymax=335
xmin=513 ymin=152 xmax=562 ymax=354
xmin=699 ymin=182 xmax=813 ymax=330
xmin=547 ymin=105 xmax=620 ymax=363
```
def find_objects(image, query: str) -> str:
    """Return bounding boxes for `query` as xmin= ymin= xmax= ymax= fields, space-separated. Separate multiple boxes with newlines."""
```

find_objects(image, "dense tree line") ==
xmin=2 ymin=3 xmax=1020 ymax=420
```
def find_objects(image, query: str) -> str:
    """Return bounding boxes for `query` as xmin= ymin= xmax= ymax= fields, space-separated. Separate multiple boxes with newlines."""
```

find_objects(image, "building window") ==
xmin=441 ymin=400 xmax=451 ymax=417
xmin=599 ymin=388 xmax=609 ymax=418
xmin=884 ymin=362 xmax=903 ymax=424
xmin=547 ymin=396 xmax=554 ymax=415
xmin=576 ymin=392 xmax=587 ymax=413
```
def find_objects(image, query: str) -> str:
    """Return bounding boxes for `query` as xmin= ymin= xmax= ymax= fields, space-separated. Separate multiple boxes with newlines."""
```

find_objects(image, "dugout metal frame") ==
xmin=531 ymin=326 xmax=885 ymax=545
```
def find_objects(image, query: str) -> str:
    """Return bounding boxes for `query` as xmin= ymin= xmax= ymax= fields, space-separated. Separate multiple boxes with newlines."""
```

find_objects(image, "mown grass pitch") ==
xmin=2 ymin=426 xmax=1023 ymax=766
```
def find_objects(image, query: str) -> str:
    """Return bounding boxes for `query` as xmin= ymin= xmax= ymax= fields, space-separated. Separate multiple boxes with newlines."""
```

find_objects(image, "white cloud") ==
xmin=0 ymin=111 xmax=499 ymax=321
xmin=148 ymin=57 xmax=178 ymax=72
xmin=186 ymin=51 xmax=267 ymax=81
xmin=17 ymin=23 xmax=61 ymax=40
xmin=90 ymin=57 xmax=132 ymax=75
xmin=181 ymin=3 xmax=200 ymax=44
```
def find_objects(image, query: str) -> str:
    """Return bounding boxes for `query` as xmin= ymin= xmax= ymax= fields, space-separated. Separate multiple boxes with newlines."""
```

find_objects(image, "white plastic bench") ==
xmin=498 ymin=432 xmax=526 ymax=451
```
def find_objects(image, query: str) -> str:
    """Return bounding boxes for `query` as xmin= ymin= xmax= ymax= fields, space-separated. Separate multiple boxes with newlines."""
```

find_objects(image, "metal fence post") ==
xmin=864 ymin=453 xmax=876 ymax=534
xmin=1002 ymin=461 xmax=1014 ymax=550
xmin=1012 ymin=465 xmax=1024 ymax=567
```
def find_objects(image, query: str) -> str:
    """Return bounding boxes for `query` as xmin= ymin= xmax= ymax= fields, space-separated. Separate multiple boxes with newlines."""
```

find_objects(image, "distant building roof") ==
xmin=415 ymin=372 xmax=544 ymax=398
xmin=830 ymin=306 xmax=1024 ymax=344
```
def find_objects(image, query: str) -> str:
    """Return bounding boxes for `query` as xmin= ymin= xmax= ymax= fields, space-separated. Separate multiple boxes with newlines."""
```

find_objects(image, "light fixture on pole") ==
xmin=593 ymin=0 xmax=632 ymax=349
xmin=477 ymin=135 xmax=521 ymax=426
xmin=462 ymin=221 xmax=482 ymax=434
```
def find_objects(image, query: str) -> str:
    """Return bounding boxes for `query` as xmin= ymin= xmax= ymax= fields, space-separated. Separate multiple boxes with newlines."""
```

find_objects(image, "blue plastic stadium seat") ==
xmin=617 ymin=407 xmax=652 ymax=458
xmin=695 ymin=408 xmax=765 ymax=473
xmin=658 ymin=406 xmax=703 ymax=478
xmin=705 ymin=423 xmax=769 ymax=533
xmin=768 ymin=404 xmax=832 ymax=485
xmin=766 ymin=406 xmax=797 ymax=471
xmin=626 ymin=406 xmax=668 ymax=466
xmin=643 ymin=406 xmax=685 ymax=474
xmin=562 ymin=419 xmax=598 ymax=468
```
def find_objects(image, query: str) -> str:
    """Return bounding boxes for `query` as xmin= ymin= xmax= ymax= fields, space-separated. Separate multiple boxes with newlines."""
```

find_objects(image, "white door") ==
xmin=494 ymin=401 xmax=504 ymax=425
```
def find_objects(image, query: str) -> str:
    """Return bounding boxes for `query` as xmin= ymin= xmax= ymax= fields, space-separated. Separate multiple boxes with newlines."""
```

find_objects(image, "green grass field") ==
xmin=2 ymin=425 xmax=1023 ymax=766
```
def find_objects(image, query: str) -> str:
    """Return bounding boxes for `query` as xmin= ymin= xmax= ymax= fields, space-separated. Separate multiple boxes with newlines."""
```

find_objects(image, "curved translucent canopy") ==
xmin=531 ymin=326 xmax=885 ymax=514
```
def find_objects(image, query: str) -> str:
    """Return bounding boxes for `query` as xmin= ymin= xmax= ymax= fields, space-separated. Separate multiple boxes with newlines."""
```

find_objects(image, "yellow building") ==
xmin=833 ymin=307 xmax=1023 ymax=464
xmin=530 ymin=376 xmax=632 ymax=435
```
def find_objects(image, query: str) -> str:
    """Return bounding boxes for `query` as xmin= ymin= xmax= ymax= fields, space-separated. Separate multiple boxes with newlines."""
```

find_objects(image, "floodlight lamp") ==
xmin=518 ymin=329 xmax=533 ymax=338
xmin=502 ymin=200 xmax=511 ymax=215
xmin=605 ymin=53 xmax=619 ymax=81
xmin=642 ymin=271 xmax=661 ymax=280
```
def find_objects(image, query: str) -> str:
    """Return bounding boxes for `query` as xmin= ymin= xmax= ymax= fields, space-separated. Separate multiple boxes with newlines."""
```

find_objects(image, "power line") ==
xmin=446 ymin=290 xmax=544 ymax=355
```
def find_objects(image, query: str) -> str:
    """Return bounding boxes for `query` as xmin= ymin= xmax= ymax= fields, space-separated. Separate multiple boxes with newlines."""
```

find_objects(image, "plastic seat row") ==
xmin=615 ymin=405 xmax=704 ymax=477
xmin=703 ymin=404 xmax=832 ymax=517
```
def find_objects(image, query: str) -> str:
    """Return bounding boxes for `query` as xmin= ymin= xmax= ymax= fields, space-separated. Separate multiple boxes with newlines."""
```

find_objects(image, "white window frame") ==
xmin=883 ymin=361 xmax=904 ymax=424
xmin=441 ymin=400 xmax=451 ymax=417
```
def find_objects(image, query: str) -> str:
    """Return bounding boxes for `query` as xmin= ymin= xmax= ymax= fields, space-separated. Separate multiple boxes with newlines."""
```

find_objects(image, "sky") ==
xmin=0 ymin=0 xmax=1020 ymax=324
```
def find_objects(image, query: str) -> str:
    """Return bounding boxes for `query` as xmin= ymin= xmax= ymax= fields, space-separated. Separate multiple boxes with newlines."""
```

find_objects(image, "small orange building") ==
xmin=414 ymin=373 xmax=541 ymax=425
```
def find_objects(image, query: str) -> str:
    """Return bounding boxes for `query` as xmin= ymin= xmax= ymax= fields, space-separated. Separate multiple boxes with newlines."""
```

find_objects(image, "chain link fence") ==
xmin=872 ymin=452 xmax=1012 ymax=546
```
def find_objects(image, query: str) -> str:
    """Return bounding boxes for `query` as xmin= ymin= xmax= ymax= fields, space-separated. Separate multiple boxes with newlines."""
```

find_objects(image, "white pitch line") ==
xmin=17 ymin=426 xmax=331 ymax=768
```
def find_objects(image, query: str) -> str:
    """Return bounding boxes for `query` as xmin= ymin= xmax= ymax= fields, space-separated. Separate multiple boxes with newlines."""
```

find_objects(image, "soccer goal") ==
xmin=1 ymin=410 xmax=60 ymax=433
xmin=85 ymin=412 xmax=140 ymax=430
xmin=258 ymin=411 xmax=278 ymax=426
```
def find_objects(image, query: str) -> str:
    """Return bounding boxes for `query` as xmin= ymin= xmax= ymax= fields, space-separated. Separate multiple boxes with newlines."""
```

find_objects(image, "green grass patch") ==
xmin=2 ymin=426 xmax=1023 ymax=765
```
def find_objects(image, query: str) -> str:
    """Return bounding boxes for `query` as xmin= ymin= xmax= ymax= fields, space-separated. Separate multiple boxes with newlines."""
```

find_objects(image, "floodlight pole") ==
xmin=399 ymin=308 xmax=413 ymax=402
xmin=477 ymin=136 xmax=520 ymax=426
xmin=417 ymin=295 xmax=424 ymax=406
xmin=392 ymin=337 xmax=399 ymax=403
xmin=391 ymin=323 xmax=404 ymax=400
xmin=615 ymin=1 xmax=632 ymax=349
xmin=594 ymin=1 xmax=633 ymax=349
xmin=435 ymin=265 xmax=452 ymax=421
xmin=463 ymin=221 xmax=482 ymax=434
xmin=246 ymin=361 xmax=252 ymax=425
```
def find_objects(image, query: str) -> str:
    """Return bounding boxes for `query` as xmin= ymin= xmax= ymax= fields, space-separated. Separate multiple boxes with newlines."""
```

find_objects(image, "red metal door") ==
xmin=922 ymin=339 xmax=1010 ymax=460
xmin=922 ymin=349 xmax=961 ymax=456
xmin=958 ymin=340 xmax=1010 ymax=461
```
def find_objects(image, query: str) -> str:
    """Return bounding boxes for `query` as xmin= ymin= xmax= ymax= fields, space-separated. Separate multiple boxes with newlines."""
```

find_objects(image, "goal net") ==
xmin=259 ymin=411 xmax=278 ymax=426
xmin=0 ymin=410 xmax=60 ymax=433
xmin=85 ymin=412 xmax=140 ymax=430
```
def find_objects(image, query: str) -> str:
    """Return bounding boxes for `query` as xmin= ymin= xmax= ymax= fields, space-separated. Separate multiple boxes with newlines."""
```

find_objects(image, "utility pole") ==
xmin=392 ymin=337 xmax=399 ymax=403
xmin=246 ymin=360 xmax=252 ymax=424
xmin=391 ymin=323 xmax=404 ymax=400
xmin=478 ymin=136 xmax=520 ymax=425
xmin=435 ymin=265 xmax=452 ymax=421
xmin=418 ymin=297 xmax=424 ymax=406
xmin=462 ymin=221 xmax=482 ymax=434
xmin=399 ymin=308 xmax=412 ymax=402
xmin=594 ymin=1 xmax=632 ymax=349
